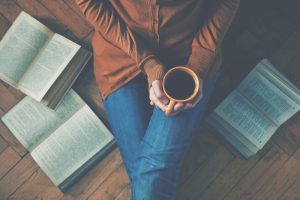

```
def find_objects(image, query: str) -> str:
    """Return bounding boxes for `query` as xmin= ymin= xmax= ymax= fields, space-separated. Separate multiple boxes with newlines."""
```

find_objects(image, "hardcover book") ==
xmin=1 ymin=89 xmax=115 ymax=191
xmin=206 ymin=59 xmax=300 ymax=158
xmin=0 ymin=11 xmax=92 ymax=109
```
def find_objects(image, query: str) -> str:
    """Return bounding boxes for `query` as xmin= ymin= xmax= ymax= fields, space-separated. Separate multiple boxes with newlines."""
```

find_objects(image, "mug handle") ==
xmin=166 ymin=99 xmax=176 ymax=116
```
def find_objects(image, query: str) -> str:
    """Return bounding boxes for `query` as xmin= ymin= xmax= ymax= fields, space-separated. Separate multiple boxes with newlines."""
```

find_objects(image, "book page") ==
xmin=214 ymin=90 xmax=278 ymax=147
xmin=0 ymin=11 xmax=52 ymax=87
xmin=1 ymin=89 xmax=85 ymax=151
xmin=18 ymin=34 xmax=80 ymax=101
xmin=208 ymin=113 xmax=259 ymax=152
xmin=30 ymin=104 xmax=114 ymax=186
xmin=206 ymin=114 xmax=256 ymax=158
xmin=237 ymin=69 xmax=300 ymax=126
xmin=258 ymin=59 xmax=300 ymax=106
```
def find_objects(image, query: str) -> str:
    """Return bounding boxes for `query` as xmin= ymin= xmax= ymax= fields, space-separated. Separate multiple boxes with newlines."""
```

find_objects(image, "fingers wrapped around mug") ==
xmin=162 ymin=66 xmax=201 ymax=116
xmin=149 ymin=80 xmax=169 ymax=111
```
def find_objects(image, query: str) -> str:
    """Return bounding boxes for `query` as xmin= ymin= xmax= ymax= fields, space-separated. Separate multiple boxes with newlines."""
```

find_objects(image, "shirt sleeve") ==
xmin=187 ymin=0 xmax=240 ymax=80
xmin=75 ymin=0 xmax=166 ymax=87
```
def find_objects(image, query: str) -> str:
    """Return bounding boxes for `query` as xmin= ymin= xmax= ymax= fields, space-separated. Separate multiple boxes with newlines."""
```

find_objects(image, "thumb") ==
xmin=152 ymin=80 xmax=169 ymax=104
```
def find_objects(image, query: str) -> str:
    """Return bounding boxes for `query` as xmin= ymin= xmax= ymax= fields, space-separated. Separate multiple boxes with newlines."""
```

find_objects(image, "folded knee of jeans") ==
xmin=133 ymin=155 xmax=181 ymax=177
xmin=131 ymin=166 xmax=179 ymax=200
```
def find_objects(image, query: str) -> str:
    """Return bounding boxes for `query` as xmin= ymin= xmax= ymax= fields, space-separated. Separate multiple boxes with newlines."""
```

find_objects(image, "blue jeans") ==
xmin=101 ymin=70 xmax=221 ymax=200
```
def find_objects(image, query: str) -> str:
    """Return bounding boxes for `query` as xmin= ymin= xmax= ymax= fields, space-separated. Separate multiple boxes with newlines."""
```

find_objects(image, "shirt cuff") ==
xmin=187 ymin=46 xmax=217 ymax=81
xmin=138 ymin=56 xmax=167 ymax=89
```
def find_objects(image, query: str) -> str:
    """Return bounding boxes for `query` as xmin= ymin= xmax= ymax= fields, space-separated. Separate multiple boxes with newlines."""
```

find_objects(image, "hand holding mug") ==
xmin=149 ymin=66 xmax=202 ymax=116
xmin=149 ymin=80 xmax=169 ymax=111
xmin=163 ymin=66 xmax=201 ymax=116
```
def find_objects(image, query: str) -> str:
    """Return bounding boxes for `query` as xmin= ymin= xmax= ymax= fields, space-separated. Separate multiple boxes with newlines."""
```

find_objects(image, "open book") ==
xmin=1 ymin=89 xmax=115 ymax=191
xmin=0 ymin=11 xmax=92 ymax=110
xmin=206 ymin=59 xmax=300 ymax=158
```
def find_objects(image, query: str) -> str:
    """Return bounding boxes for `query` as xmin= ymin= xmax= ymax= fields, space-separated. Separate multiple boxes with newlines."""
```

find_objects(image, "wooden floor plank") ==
xmin=0 ymin=121 xmax=27 ymax=157
xmin=0 ymin=147 xmax=21 ymax=180
xmin=269 ymin=29 xmax=300 ymax=70
xmin=251 ymin=148 xmax=300 ymax=200
xmin=286 ymin=114 xmax=300 ymax=141
xmin=197 ymin=149 xmax=261 ymax=200
xmin=0 ymin=78 xmax=25 ymax=101
xmin=0 ymin=82 xmax=21 ymax=113
xmin=0 ymin=135 xmax=8 ymax=154
xmin=115 ymin=184 xmax=131 ymax=200
xmin=0 ymin=0 xmax=299 ymax=199
xmin=8 ymin=169 xmax=64 ymax=200
xmin=223 ymin=186 xmax=245 ymax=200
xmin=5 ymin=85 xmax=25 ymax=101
xmin=0 ymin=0 xmax=22 ymax=23
xmin=223 ymin=145 xmax=289 ymax=200
xmin=177 ymin=146 xmax=235 ymax=200
xmin=0 ymin=14 xmax=11 ymax=39
xmin=64 ymin=29 xmax=93 ymax=51
xmin=285 ymin=50 xmax=300 ymax=86
xmin=61 ymin=149 xmax=122 ymax=200
xmin=0 ymin=154 xmax=39 ymax=200
xmin=279 ymin=174 xmax=300 ymax=200
xmin=15 ymin=0 xmax=68 ymax=34
xmin=39 ymin=0 xmax=92 ymax=39
xmin=0 ymin=108 xmax=5 ymax=117
xmin=273 ymin=125 xmax=300 ymax=156
xmin=73 ymin=69 xmax=110 ymax=127
xmin=87 ymin=164 xmax=129 ymax=200
xmin=178 ymin=126 xmax=220 ymax=187
xmin=231 ymin=29 xmax=261 ymax=58
xmin=83 ymin=30 xmax=94 ymax=47
xmin=276 ymin=0 xmax=300 ymax=27
xmin=63 ymin=0 xmax=93 ymax=29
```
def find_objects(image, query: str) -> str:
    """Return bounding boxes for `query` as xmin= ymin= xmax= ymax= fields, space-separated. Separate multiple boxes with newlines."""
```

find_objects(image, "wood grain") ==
xmin=178 ymin=126 xmax=220 ymax=187
xmin=0 ymin=135 xmax=8 ymax=154
xmin=114 ymin=184 xmax=131 ymax=200
xmin=39 ymin=0 xmax=92 ymax=39
xmin=8 ymin=169 xmax=64 ymax=200
xmin=87 ymin=164 xmax=129 ymax=200
xmin=178 ymin=146 xmax=235 ymax=200
xmin=0 ymin=14 xmax=11 ymax=39
xmin=0 ymin=147 xmax=21 ymax=179
xmin=0 ymin=82 xmax=21 ymax=113
xmin=279 ymin=174 xmax=300 ymax=200
xmin=63 ymin=0 xmax=93 ymax=29
xmin=223 ymin=145 xmax=289 ymax=200
xmin=273 ymin=125 xmax=300 ymax=155
xmin=0 ymin=154 xmax=39 ymax=199
xmin=198 ymin=150 xmax=261 ymax=200
xmin=269 ymin=29 xmax=300 ymax=70
xmin=0 ymin=0 xmax=299 ymax=199
xmin=15 ymin=0 xmax=68 ymax=34
xmin=61 ymin=149 xmax=123 ymax=200
xmin=252 ymin=148 xmax=300 ymax=200
xmin=0 ymin=121 xmax=27 ymax=157
xmin=0 ymin=0 xmax=22 ymax=23
xmin=286 ymin=114 xmax=300 ymax=141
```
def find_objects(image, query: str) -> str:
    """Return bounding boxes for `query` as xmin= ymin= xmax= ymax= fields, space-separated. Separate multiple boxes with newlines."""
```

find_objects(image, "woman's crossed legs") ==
xmin=101 ymin=71 xmax=221 ymax=200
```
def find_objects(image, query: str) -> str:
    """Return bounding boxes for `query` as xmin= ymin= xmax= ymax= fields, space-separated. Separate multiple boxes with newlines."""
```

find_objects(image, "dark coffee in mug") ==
xmin=164 ymin=70 xmax=196 ymax=100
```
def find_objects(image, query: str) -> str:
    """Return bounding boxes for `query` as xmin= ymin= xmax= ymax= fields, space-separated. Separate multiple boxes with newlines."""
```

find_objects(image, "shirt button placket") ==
xmin=152 ymin=0 xmax=159 ymax=44
xmin=154 ymin=33 xmax=159 ymax=40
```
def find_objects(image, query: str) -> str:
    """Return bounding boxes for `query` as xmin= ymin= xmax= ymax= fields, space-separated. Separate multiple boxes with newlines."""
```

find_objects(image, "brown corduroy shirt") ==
xmin=75 ymin=0 xmax=240 ymax=100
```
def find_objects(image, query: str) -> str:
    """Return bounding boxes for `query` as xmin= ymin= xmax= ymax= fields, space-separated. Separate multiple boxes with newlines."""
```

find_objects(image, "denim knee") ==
xmin=130 ymin=140 xmax=185 ymax=200
xmin=131 ymin=159 xmax=179 ymax=200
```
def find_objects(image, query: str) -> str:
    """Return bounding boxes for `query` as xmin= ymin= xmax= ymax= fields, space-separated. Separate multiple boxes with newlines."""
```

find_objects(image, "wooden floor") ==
xmin=0 ymin=0 xmax=300 ymax=199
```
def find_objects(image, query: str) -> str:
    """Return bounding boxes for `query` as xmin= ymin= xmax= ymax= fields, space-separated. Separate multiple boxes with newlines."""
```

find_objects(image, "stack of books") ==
xmin=0 ymin=11 xmax=115 ymax=191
